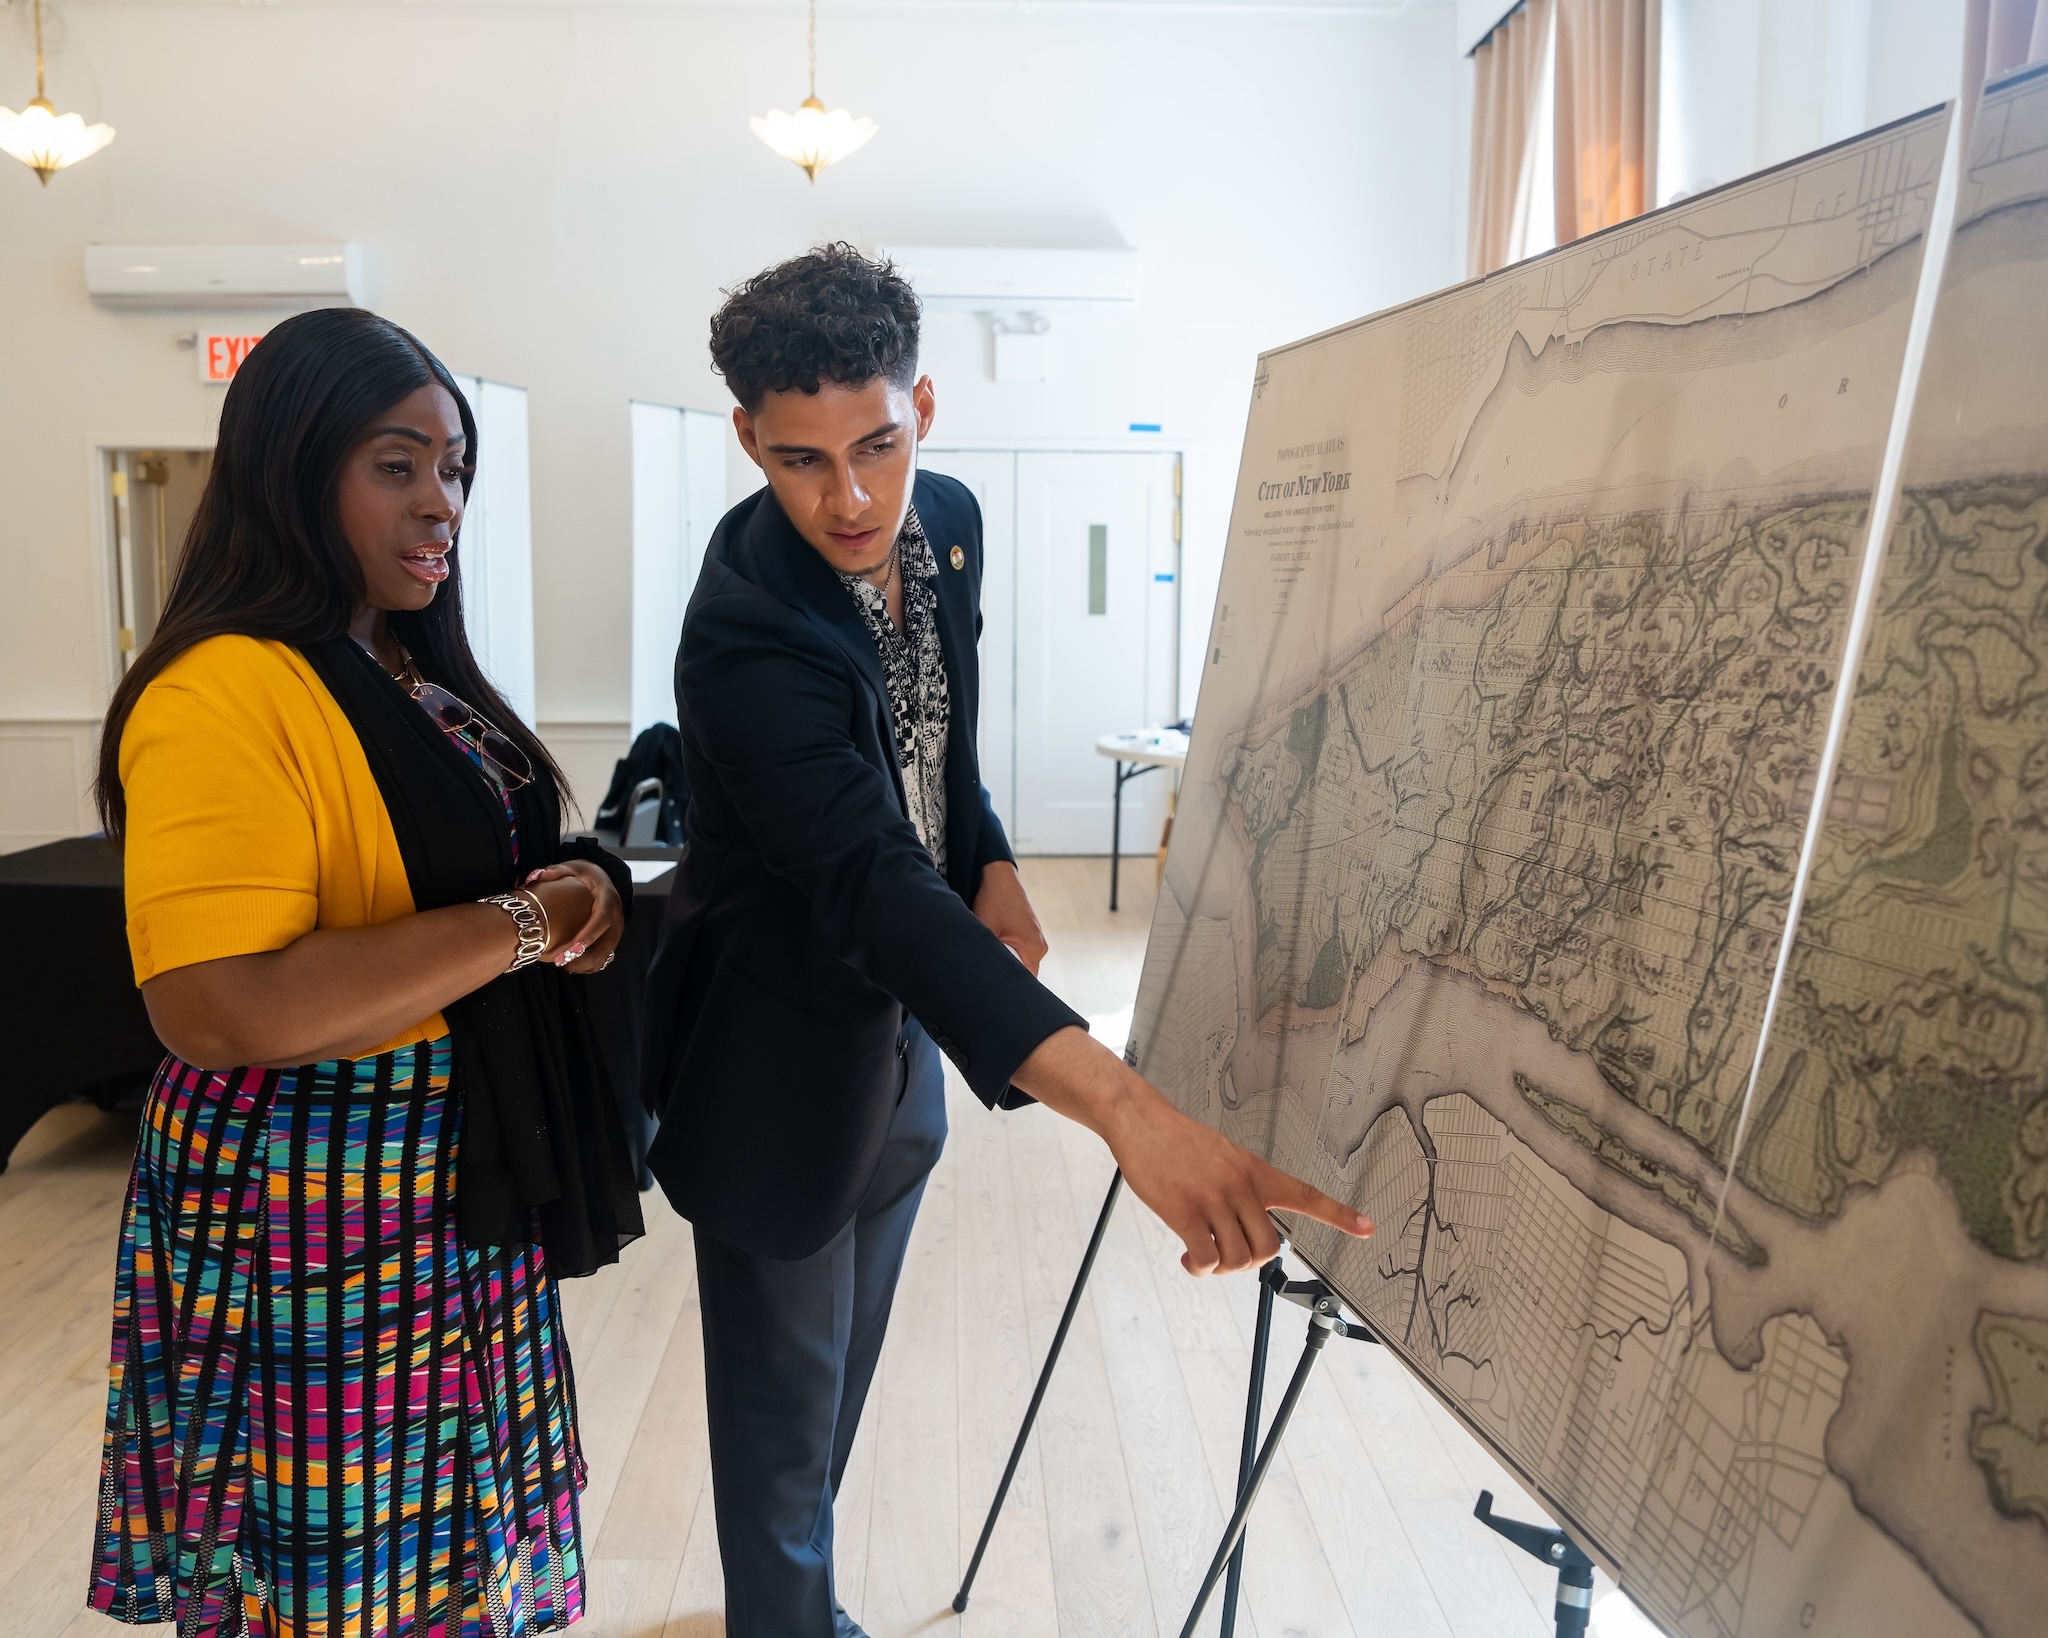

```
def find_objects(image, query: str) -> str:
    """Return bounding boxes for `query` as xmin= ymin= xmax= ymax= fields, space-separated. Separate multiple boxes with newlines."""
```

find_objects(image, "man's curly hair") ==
xmin=709 ymin=243 xmax=922 ymax=412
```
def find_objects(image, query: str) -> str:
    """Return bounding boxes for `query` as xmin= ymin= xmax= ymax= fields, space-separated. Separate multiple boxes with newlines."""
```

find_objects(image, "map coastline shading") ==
xmin=1135 ymin=70 xmax=2048 ymax=1638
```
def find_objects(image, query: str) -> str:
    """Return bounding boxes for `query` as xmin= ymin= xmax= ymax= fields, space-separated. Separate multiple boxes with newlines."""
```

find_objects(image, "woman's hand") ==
xmin=522 ymin=860 xmax=624 ymax=973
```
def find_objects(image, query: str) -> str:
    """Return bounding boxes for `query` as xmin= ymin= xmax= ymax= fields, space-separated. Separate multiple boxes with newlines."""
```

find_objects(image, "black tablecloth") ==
xmin=0 ymin=839 xmax=165 ymax=1169
xmin=0 ymin=838 xmax=678 ymax=1175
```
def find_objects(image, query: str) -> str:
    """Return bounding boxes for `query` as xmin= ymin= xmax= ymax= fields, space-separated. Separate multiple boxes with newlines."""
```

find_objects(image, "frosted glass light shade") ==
xmin=0 ymin=96 xmax=114 ymax=185
xmin=749 ymin=96 xmax=876 ymax=183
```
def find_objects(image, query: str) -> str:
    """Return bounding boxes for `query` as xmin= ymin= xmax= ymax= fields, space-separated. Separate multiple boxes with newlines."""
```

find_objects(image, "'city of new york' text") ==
xmin=1257 ymin=470 xmax=1352 ymax=501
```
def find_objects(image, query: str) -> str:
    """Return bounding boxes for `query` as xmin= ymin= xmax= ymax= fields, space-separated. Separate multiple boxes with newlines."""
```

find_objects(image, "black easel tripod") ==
xmin=951 ymin=1171 xmax=1604 ymax=1638
xmin=951 ymin=1173 xmax=1377 ymax=1638
xmin=1191 ymin=1276 xmax=1604 ymax=1638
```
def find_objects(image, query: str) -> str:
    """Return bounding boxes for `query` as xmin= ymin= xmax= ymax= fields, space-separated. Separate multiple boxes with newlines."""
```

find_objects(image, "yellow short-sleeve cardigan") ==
xmin=120 ymin=633 xmax=446 ymax=1052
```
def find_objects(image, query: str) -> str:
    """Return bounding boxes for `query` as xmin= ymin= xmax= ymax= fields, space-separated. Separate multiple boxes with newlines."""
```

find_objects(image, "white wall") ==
xmin=0 ymin=0 xmax=1463 ymax=837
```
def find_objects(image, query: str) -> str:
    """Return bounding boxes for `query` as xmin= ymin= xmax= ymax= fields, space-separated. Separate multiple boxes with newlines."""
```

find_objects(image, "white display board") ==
xmin=450 ymin=375 xmax=537 ymax=727
xmin=1134 ymin=85 xmax=2048 ymax=1638
xmin=630 ymin=401 xmax=729 ymax=739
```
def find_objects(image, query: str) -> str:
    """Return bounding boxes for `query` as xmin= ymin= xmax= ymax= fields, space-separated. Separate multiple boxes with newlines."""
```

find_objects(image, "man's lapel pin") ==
xmin=949 ymin=545 xmax=966 ymax=571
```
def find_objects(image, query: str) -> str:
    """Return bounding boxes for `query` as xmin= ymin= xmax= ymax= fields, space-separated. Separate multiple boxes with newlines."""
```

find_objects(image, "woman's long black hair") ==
xmin=95 ymin=307 xmax=566 ymax=838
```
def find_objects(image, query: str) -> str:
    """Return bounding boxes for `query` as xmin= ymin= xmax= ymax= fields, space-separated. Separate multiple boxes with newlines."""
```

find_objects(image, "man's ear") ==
xmin=912 ymin=375 xmax=937 ymax=442
xmin=733 ymin=405 xmax=763 ymax=468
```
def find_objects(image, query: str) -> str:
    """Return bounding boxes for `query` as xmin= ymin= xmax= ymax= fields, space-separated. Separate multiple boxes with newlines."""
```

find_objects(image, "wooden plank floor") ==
xmin=7 ymin=856 xmax=1600 ymax=1638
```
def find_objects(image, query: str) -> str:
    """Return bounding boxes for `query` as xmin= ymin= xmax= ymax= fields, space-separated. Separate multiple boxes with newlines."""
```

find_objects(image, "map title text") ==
xmin=1258 ymin=469 xmax=1353 ymax=501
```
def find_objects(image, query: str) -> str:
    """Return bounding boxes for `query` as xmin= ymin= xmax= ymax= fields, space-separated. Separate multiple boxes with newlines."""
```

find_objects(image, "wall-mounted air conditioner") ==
xmin=85 ymin=244 xmax=366 ymax=310
xmin=876 ymin=246 xmax=1139 ymax=307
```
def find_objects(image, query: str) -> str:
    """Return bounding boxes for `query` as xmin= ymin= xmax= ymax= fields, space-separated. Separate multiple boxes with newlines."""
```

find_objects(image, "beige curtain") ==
xmin=1963 ymin=0 xmax=2048 ymax=150
xmin=1552 ymin=0 xmax=1659 ymax=248
xmin=1981 ymin=0 xmax=2048 ymax=79
xmin=1468 ymin=0 xmax=1556 ymax=280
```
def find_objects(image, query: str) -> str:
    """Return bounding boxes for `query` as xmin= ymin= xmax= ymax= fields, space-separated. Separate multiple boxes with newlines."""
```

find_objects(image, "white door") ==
xmin=1015 ymin=452 xmax=1179 ymax=854
xmin=916 ymin=448 xmax=1017 ymax=830
xmin=631 ymin=402 xmax=730 ymax=738
xmin=451 ymin=376 xmax=537 ymax=726
xmin=921 ymin=449 xmax=1181 ymax=855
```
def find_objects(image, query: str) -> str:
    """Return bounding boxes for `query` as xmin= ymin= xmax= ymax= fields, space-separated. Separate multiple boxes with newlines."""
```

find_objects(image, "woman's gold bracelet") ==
xmin=480 ymin=889 xmax=549 ymax=972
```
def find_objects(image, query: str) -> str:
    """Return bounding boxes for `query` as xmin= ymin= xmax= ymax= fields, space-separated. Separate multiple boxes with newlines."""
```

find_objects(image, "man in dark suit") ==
xmin=642 ymin=244 xmax=1369 ymax=1638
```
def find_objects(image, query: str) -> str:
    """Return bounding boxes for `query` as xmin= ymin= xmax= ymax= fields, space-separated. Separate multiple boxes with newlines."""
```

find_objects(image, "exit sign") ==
xmin=199 ymin=331 xmax=266 ymax=383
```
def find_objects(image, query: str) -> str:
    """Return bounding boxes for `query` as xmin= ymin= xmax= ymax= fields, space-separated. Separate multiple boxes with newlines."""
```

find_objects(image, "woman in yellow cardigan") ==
xmin=87 ymin=308 xmax=643 ymax=1637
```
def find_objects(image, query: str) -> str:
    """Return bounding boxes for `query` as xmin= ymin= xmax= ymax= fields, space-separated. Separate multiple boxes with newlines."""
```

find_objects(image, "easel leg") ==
xmin=1110 ymin=761 xmax=1125 ymax=910
xmin=1176 ymin=1313 xmax=1334 ymax=1638
xmin=954 ymin=1169 xmax=1125 ymax=1613
xmin=1217 ymin=1260 xmax=1281 ymax=1638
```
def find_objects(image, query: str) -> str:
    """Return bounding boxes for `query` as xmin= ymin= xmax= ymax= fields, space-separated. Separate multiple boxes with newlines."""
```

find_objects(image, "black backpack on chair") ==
xmin=593 ymin=723 xmax=689 ymax=846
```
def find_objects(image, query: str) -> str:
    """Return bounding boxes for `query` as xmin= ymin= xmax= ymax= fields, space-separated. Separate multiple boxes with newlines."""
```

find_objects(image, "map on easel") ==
xmin=1135 ymin=74 xmax=2048 ymax=1638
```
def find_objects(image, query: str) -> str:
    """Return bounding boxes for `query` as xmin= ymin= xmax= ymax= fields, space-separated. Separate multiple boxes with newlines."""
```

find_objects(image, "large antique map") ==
xmin=1134 ymin=73 xmax=2048 ymax=1638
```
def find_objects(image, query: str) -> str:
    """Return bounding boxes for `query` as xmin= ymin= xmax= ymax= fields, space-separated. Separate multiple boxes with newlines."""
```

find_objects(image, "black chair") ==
xmin=594 ymin=724 xmax=688 ymax=846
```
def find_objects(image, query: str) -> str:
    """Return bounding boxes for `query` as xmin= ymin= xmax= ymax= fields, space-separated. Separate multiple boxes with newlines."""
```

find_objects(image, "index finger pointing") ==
xmin=1261 ymin=1167 xmax=1373 ymax=1239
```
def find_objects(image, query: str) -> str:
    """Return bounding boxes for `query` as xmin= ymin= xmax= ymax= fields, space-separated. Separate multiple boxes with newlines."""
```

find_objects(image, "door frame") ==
xmin=86 ymin=433 xmax=217 ymax=705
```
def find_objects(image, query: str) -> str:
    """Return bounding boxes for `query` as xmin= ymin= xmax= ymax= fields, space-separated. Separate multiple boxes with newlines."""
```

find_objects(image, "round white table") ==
xmin=1095 ymin=726 xmax=1190 ymax=910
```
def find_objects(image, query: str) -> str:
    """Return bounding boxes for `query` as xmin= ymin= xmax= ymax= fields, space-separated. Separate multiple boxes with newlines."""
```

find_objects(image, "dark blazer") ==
xmin=641 ymin=470 xmax=1086 ymax=1259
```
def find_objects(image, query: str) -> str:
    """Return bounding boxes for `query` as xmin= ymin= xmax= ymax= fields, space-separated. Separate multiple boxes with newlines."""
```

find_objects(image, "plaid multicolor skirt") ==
xmin=88 ymin=1039 xmax=587 ymax=1637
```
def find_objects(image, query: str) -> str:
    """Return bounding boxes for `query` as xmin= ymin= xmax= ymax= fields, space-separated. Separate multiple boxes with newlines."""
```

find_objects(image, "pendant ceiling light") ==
xmin=0 ymin=0 xmax=115 ymax=186
xmin=749 ymin=0 xmax=875 ymax=183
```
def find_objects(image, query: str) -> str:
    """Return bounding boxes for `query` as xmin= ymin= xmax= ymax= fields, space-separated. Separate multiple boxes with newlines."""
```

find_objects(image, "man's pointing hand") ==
xmin=1012 ymin=1024 xmax=1372 ymax=1275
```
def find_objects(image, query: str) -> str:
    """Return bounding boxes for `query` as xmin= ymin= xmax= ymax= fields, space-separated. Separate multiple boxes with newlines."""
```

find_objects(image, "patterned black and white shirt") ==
xmin=839 ymin=505 xmax=951 ymax=873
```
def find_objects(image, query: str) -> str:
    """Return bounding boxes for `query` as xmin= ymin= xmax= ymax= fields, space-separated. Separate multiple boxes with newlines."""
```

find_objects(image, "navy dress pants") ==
xmin=693 ymin=1018 xmax=949 ymax=1638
